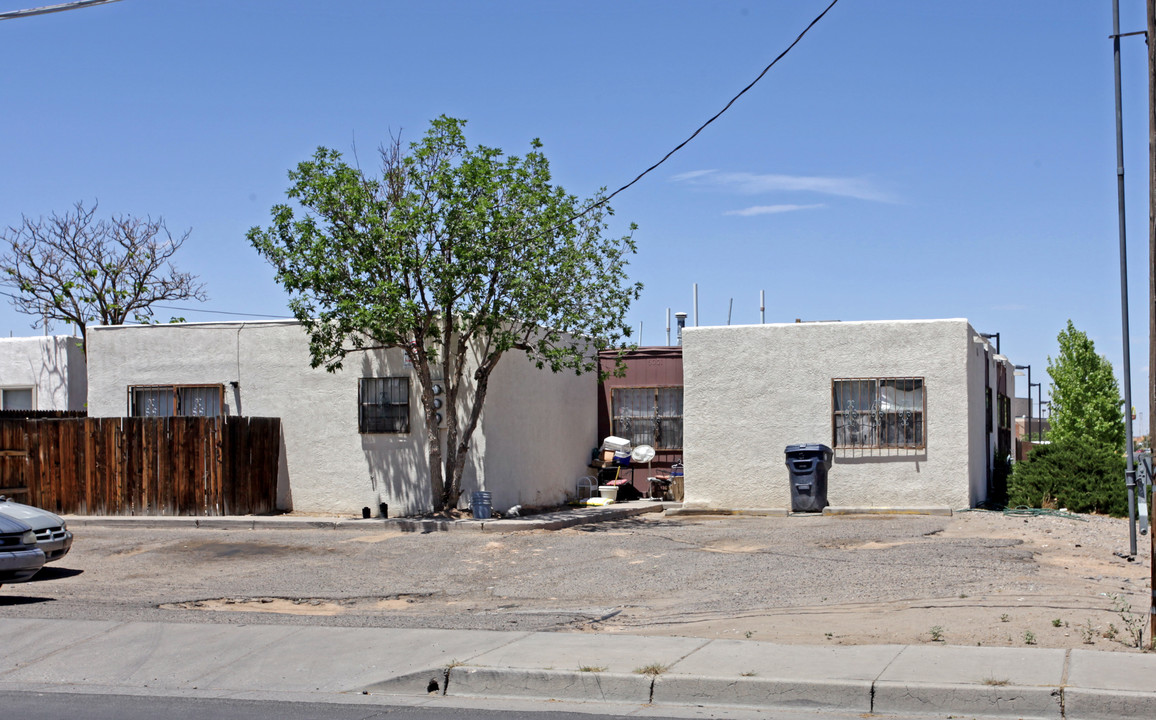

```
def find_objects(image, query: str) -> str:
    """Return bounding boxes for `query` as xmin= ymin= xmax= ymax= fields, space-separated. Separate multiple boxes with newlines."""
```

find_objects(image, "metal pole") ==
xmin=760 ymin=290 xmax=766 ymax=324
xmin=666 ymin=308 xmax=671 ymax=346
xmin=693 ymin=284 xmax=699 ymax=327
xmin=1027 ymin=366 xmax=1032 ymax=447
xmin=1031 ymin=383 xmax=1042 ymax=442
xmin=1113 ymin=0 xmax=1139 ymax=557
xmin=1145 ymin=0 xmax=1156 ymax=645
xmin=727 ymin=298 xmax=733 ymax=325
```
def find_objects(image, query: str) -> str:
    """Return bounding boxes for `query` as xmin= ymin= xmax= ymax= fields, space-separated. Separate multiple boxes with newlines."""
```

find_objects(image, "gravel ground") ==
xmin=2 ymin=509 xmax=1151 ymax=652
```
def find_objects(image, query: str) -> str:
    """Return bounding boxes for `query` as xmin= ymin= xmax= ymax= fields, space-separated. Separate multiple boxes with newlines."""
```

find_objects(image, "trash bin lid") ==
xmin=785 ymin=443 xmax=832 ymax=454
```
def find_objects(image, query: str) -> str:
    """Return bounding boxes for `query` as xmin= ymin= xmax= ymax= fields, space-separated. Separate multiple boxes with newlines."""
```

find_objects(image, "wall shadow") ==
xmin=834 ymin=452 xmax=928 ymax=465
xmin=357 ymin=353 xmax=433 ymax=516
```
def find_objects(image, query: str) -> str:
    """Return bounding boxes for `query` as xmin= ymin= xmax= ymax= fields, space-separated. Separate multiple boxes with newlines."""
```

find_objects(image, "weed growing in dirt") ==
xmin=1023 ymin=630 xmax=1037 ymax=645
xmin=1081 ymin=619 xmax=1097 ymax=644
xmin=982 ymin=676 xmax=1010 ymax=686
xmin=634 ymin=663 xmax=669 ymax=676
xmin=1000 ymin=614 xmax=1010 ymax=623
xmin=578 ymin=665 xmax=606 ymax=673
xmin=1051 ymin=618 xmax=1063 ymax=627
xmin=929 ymin=626 xmax=945 ymax=642
xmin=1104 ymin=623 xmax=1119 ymax=641
xmin=1111 ymin=594 xmax=1149 ymax=649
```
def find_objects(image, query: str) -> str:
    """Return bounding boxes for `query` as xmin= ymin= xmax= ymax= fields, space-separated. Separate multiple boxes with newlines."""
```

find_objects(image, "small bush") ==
xmin=1008 ymin=438 xmax=1127 ymax=516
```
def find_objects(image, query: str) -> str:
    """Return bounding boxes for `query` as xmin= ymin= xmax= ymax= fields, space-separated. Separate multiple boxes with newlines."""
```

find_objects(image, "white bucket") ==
xmin=598 ymin=485 xmax=618 ymax=501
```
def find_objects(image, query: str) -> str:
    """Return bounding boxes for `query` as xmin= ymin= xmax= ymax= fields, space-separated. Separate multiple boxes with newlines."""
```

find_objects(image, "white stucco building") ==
xmin=85 ymin=320 xmax=597 ymax=517
xmin=0 ymin=335 xmax=87 ymax=412
xmin=682 ymin=319 xmax=1013 ymax=511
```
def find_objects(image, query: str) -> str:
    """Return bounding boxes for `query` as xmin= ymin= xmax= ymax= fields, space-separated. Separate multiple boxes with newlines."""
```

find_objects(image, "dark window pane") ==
xmin=360 ymin=378 xmax=410 ymax=434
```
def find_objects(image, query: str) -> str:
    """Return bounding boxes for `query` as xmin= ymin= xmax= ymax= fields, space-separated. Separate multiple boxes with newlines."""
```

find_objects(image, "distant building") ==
xmin=0 ymin=336 xmax=87 ymax=412
xmin=597 ymin=346 xmax=683 ymax=496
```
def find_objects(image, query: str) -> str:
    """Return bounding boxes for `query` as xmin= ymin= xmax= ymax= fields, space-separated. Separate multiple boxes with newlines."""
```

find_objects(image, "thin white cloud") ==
xmin=670 ymin=169 xmax=718 ymax=181
xmin=725 ymin=204 xmax=824 ymax=217
xmin=673 ymin=169 xmax=895 ymax=203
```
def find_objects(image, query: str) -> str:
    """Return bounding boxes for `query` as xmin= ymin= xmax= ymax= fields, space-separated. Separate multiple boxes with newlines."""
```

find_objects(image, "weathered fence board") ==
xmin=0 ymin=417 xmax=279 ymax=515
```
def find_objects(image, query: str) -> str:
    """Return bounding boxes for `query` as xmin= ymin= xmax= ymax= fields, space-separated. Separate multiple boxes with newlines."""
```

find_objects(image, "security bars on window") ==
xmin=128 ymin=384 xmax=224 ymax=417
xmin=832 ymin=377 xmax=924 ymax=454
xmin=611 ymin=387 xmax=683 ymax=450
xmin=359 ymin=377 xmax=409 ymax=434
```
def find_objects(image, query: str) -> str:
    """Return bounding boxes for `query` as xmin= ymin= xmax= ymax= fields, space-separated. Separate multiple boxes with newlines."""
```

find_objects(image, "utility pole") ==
xmin=1112 ymin=0 xmax=1139 ymax=557
xmin=1147 ymin=0 xmax=1155 ymax=649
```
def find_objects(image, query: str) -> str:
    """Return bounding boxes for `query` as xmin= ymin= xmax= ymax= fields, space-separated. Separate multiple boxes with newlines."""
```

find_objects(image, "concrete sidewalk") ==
xmin=0 ymin=618 xmax=1153 ymax=718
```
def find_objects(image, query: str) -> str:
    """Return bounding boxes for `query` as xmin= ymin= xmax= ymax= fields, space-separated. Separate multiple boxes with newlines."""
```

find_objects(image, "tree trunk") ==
xmin=445 ymin=357 xmax=497 ymax=509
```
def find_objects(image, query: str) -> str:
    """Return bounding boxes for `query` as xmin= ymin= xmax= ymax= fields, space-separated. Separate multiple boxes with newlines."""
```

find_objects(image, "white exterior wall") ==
xmin=0 ymin=336 xmax=87 ymax=411
xmin=85 ymin=321 xmax=595 ymax=516
xmin=682 ymin=319 xmax=985 ymax=510
xmin=477 ymin=349 xmax=597 ymax=511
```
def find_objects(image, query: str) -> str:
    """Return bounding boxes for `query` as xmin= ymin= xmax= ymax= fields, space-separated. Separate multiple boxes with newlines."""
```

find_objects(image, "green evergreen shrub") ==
xmin=1008 ymin=438 xmax=1127 ymax=516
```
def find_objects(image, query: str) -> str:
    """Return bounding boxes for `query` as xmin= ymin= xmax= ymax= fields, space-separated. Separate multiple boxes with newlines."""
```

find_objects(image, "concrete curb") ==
xmin=664 ymin=507 xmax=788 ymax=517
xmin=61 ymin=501 xmax=674 ymax=533
xmin=667 ymin=506 xmax=953 ymax=517
xmin=1064 ymin=688 xmax=1156 ymax=720
xmin=421 ymin=667 xmax=1070 ymax=718
xmin=652 ymin=675 xmax=872 ymax=712
xmin=872 ymin=680 xmax=1062 ymax=718
xmin=824 ymin=506 xmax=954 ymax=516
xmin=447 ymin=667 xmax=653 ymax=704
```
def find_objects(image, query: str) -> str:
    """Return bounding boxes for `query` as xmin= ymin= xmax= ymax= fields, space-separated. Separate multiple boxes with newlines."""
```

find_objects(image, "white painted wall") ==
xmin=682 ymin=319 xmax=991 ymax=510
xmin=0 ymin=336 xmax=87 ymax=411
xmin=86 ymin=320 xmax=596 ymax=516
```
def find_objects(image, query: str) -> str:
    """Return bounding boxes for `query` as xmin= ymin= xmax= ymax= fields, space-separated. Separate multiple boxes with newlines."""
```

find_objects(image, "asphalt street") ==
xmin=0 ymin=691 xmax=961 ymax=720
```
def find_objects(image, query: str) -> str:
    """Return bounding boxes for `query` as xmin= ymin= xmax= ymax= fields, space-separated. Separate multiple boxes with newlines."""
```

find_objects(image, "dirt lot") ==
xmin=622 ymin=510 xmax=1152 ymax=652
xmin=3 ymin=508 xmax=1152 ymax=653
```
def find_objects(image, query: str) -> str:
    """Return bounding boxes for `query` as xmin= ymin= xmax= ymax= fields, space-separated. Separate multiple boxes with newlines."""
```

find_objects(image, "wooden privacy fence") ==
xmin=0 ymin=417 xmax=280 ymax=516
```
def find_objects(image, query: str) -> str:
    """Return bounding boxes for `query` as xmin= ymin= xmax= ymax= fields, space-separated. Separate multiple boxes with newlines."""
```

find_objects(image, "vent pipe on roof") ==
xmin=666 ymin=308 xmax=671 ymax=346
xmin=760 ymin=290 xmax=765 ymax=324
xmin=693 ymin=284 xmax=699 ymax=326
xmin=675 ymin=312 xmax=687 ymax=346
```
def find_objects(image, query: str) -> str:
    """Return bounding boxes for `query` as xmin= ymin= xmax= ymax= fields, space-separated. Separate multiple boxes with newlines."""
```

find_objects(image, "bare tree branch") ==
xmin=0 ymin=200 xmax=208 ymax=344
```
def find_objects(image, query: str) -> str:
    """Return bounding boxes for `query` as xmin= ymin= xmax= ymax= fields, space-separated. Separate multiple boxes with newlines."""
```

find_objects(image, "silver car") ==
xmin=0 ymin=513 xmax=44 ymax=588
xmin=0 ymin=497 xmax=73 ymax=562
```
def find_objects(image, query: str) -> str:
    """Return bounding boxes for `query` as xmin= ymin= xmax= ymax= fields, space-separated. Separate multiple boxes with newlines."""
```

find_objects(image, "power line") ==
xmin=152 ymin=304 xmax=294 ymax=320
xmin=0 ymin=289 xmax=292 ymax=320
xmin=595 ymin=0 xmax=841 ymax=210
xmin=0 ymin=0 xmax=123 ymax=21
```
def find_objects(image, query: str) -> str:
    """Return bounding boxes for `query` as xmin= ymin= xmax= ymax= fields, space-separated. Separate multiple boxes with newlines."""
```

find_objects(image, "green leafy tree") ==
xmin=249 ymin=116 xmax=641 ymax=511
xmin=1009 ymin=320 xmax=1127 ymax=515
xmin=0 ymin=201 xmax=207 ymax=345
xmin=1046 ymin=320 xmax=1124 ymax=451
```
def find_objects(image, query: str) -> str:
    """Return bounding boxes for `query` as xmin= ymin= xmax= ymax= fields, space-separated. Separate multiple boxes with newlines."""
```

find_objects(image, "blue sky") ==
xmin=1 ymin=0 xmax=1152 ymax=428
